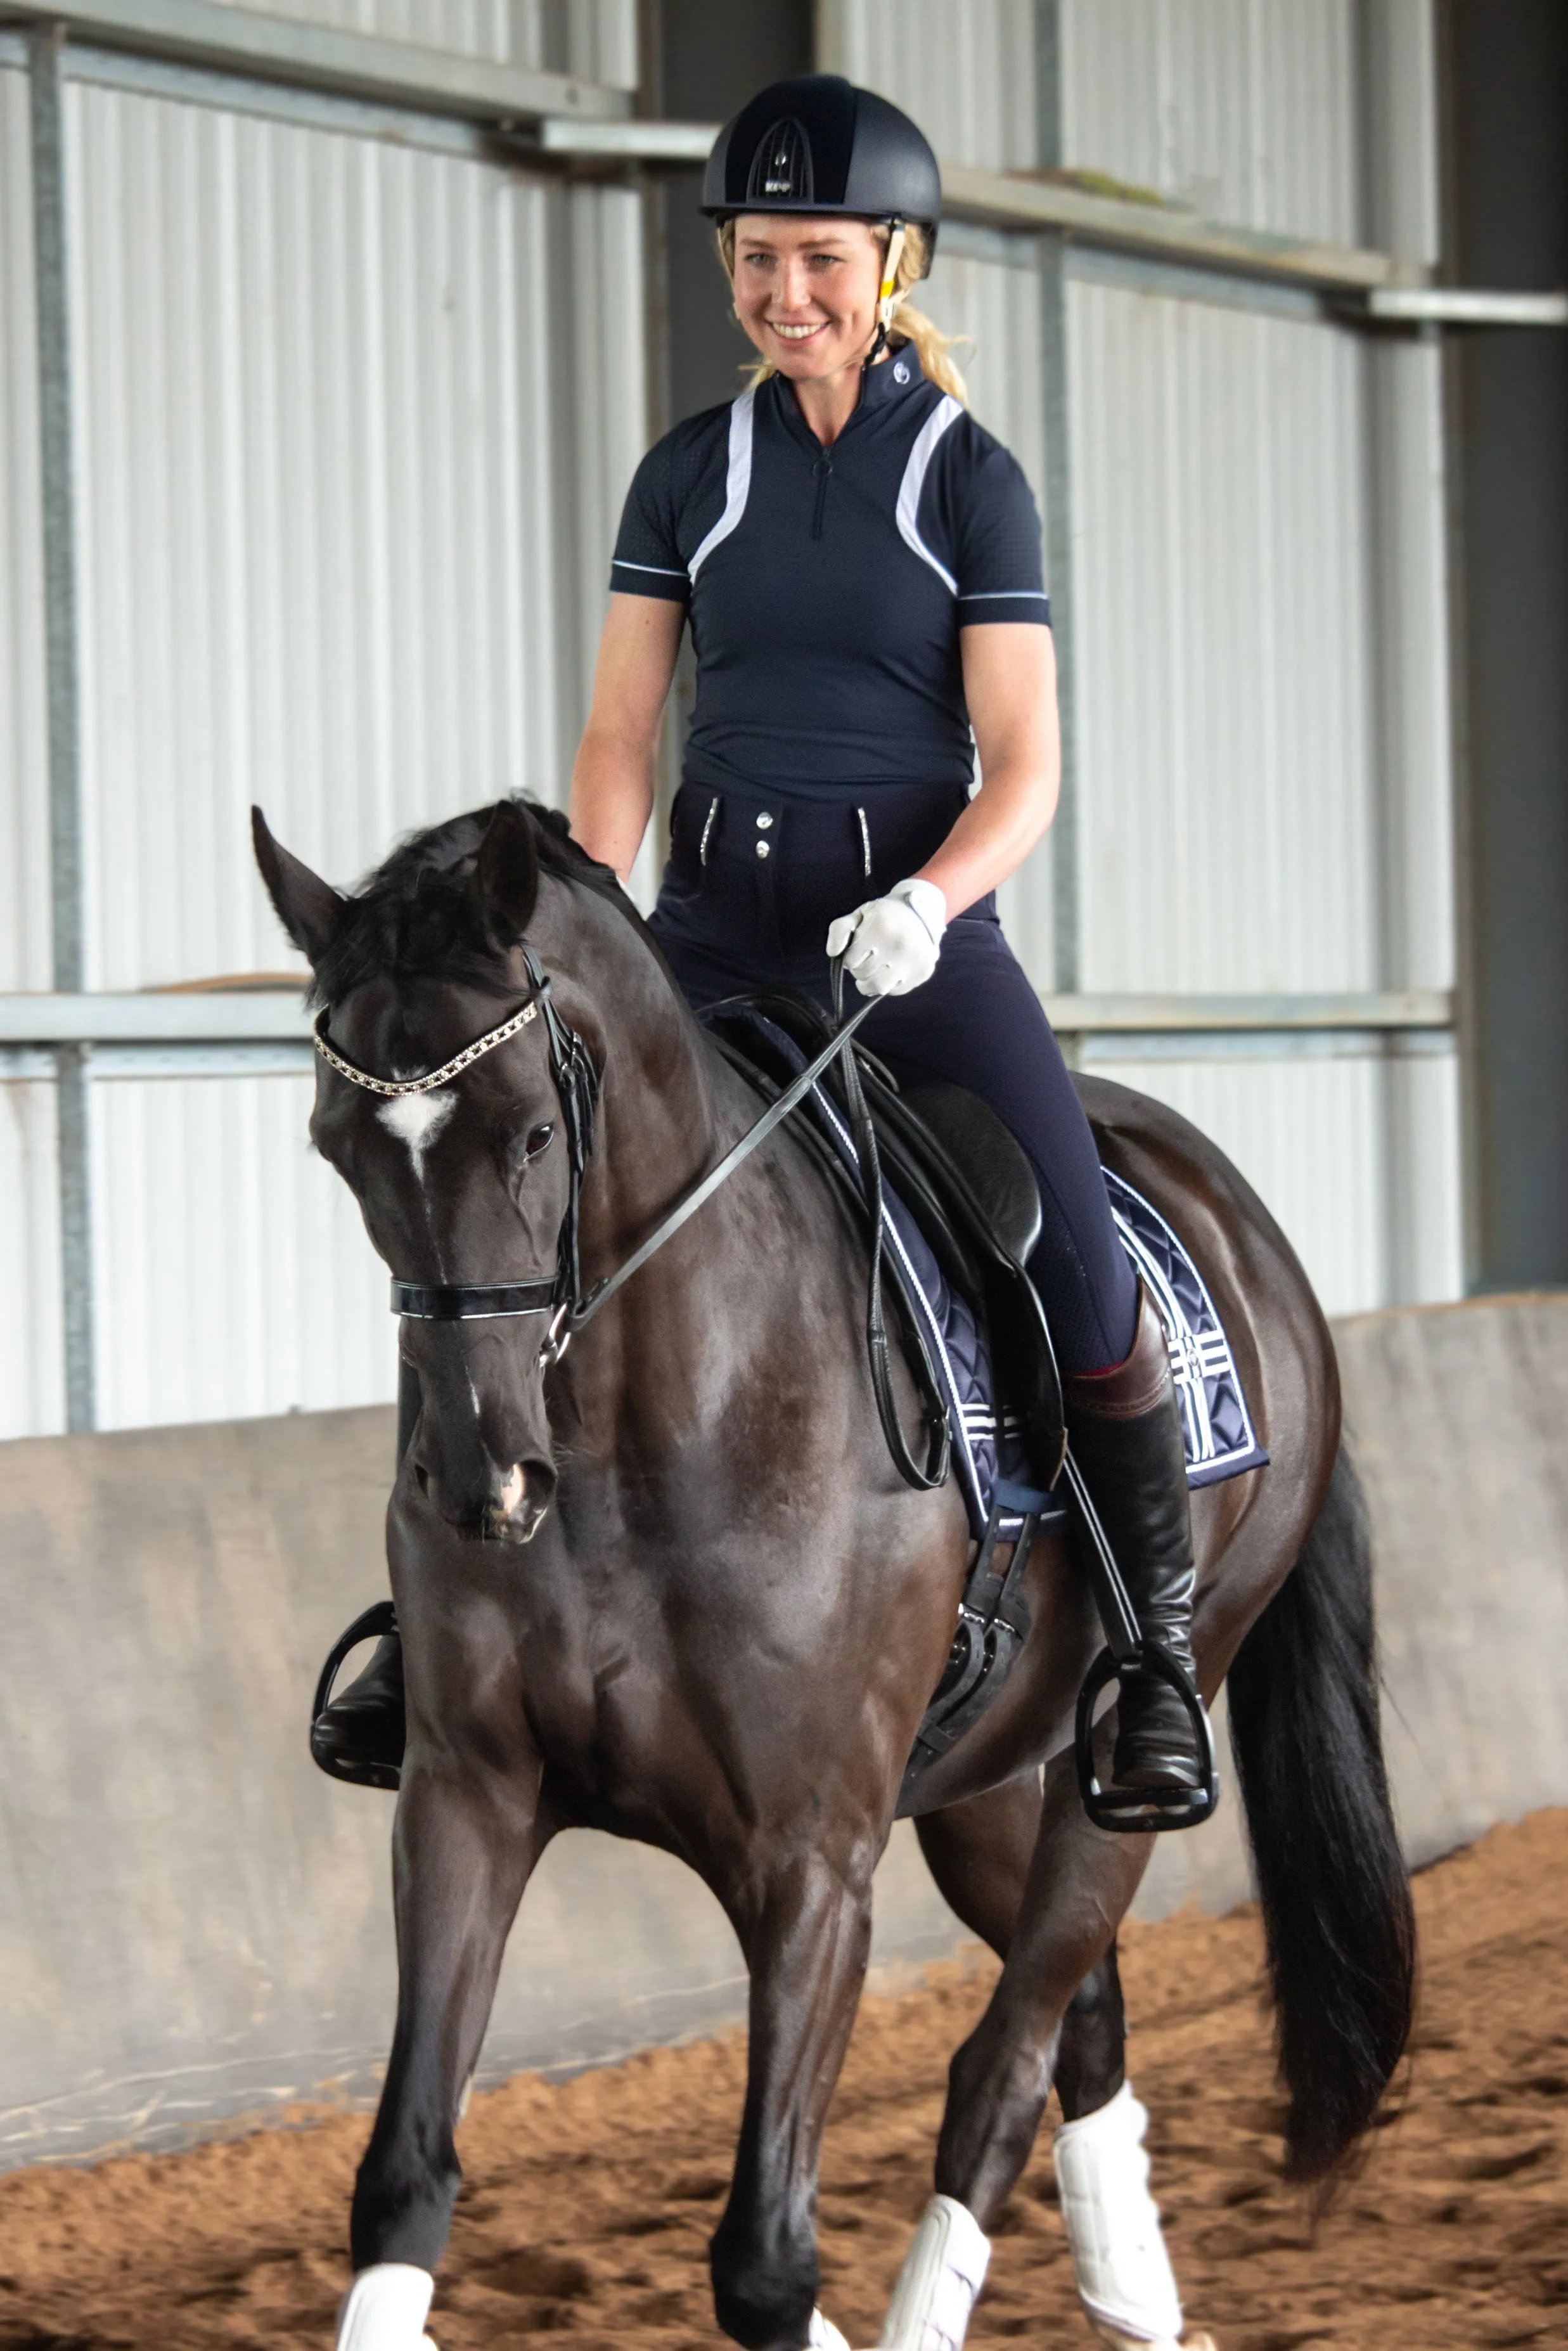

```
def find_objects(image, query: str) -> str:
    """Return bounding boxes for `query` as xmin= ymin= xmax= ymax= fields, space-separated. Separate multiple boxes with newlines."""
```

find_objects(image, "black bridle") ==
xmin=314 ymin=947 xmax=949 ymax=1486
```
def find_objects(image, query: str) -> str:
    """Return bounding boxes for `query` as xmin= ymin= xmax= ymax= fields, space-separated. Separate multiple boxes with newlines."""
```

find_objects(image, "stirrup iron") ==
xmin=1074 ymin=1641 xmax=1218 ymax=1833
xmin=310 ymin=1599 xmax=401 ymax=1792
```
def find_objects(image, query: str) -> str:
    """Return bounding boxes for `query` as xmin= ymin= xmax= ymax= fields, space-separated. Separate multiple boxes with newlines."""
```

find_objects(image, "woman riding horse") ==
xmin=316 ymin=72 xmax=1204 ymax=1807
xmin=287 ymin=79 xmax=1411 ymax=2351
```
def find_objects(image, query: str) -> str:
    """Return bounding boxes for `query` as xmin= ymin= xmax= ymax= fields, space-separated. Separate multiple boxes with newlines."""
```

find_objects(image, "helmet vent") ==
xmin=749 ymin=118 xmax=813 ymax=203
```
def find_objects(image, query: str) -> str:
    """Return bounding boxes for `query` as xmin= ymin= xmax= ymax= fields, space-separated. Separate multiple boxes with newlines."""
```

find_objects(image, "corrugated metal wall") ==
xmin=69 ymin=84 xmax=562 ymax=989
xmin=1068 ymin=282 xmax=1379 ymax=998
xmin=819 ymin=0 xmax=1462 ymax=1320
xmin=819 ymin=0 xmax=1037 ymax=169
xmin=90 ymin=1069 xmax=391 ymax=1428
xmin=1 ymin=34 xmax=648 ymax=1436
xmin=2 ymin=2 xmax=1463 ymax=1437
xmin=1062 ymin=0 xmax=1361 ymax=239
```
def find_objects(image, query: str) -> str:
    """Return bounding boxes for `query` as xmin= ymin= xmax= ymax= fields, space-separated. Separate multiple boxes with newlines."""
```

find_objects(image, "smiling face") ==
xmin=728 ymin=212 xmax=886 ymax=383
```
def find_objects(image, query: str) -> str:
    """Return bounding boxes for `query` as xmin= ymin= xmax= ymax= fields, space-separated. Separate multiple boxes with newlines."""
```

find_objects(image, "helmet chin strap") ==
xmin=864 ymin=219 xmax=907 ymax=368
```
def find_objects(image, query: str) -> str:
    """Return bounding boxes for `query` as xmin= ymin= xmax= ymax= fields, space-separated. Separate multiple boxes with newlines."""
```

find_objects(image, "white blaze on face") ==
xmin=377 ymin=1088 xmax=458 ymax=1180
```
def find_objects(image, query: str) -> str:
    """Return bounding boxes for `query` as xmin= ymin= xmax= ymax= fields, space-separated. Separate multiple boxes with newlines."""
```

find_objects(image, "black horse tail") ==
xmin=1226 ymin=1441 xmax=1416 ymax=2180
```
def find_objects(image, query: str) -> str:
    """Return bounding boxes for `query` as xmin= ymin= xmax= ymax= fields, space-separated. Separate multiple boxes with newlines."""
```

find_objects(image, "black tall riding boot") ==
xmin=1065 ymin=1286 xmax=1204 ymax=1793
xmin=311 ymin=1365 xmax=415 ymax=1787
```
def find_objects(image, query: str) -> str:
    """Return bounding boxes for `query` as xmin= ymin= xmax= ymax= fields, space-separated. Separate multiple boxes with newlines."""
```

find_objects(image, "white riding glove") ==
xmin=825 ymin=877 xmax=948 ymax=999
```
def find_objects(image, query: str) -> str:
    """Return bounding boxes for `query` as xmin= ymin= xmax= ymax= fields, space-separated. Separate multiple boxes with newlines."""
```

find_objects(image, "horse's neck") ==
xmin=539 ymin=888 xmax=863 ymax=1470
xmin=536 ymin=890 xmax=743 ymax=1266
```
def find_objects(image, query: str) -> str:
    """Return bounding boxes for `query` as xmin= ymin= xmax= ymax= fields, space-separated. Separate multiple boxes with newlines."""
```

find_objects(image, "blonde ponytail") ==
xmin=716 ymin=219 xmax=969 ymax=405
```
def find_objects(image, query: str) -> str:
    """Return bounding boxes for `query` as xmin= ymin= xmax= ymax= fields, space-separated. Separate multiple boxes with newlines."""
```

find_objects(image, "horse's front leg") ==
xmin=710 ymin=1841 xmax=878 ymax=2351
xmin=340 ymin=1746 xmax=546 ymax=2348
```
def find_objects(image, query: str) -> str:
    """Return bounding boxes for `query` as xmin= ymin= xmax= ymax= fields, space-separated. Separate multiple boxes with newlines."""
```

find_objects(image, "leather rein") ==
xmin=312 ymin=948 xmax=949 ymax=1488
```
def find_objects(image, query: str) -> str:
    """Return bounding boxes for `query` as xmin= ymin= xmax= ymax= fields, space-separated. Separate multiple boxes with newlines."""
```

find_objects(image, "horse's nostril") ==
xmin=480 ymin=1460 xmax=556 ymax=1545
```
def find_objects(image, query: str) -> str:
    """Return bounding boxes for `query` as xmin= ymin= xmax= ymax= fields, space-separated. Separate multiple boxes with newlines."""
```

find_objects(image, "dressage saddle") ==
xmin=704 ymin=994 xmax=1065 ymax=1490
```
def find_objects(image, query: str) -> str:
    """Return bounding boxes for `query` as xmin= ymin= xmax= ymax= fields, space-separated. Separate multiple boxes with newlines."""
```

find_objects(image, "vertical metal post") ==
xmin=1035 ymin=0 xmax=1079 ymax=1000
xmin=1441 ymin=0 xmax=1568 ymax=1292
xmin=1358 ymin=0 xmax=1455 ymax=1307
xmin=30 ymin=22 xmax=94 ymax=1431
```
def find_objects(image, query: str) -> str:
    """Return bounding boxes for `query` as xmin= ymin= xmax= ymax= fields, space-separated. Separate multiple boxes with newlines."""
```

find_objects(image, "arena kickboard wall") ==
xmin=1 ymin=1294 xmax=1563 ymax=2168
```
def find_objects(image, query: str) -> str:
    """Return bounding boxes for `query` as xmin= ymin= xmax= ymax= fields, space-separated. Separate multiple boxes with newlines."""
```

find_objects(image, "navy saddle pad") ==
xmin=710 ymin=1010 xmax=1267 ymax=1539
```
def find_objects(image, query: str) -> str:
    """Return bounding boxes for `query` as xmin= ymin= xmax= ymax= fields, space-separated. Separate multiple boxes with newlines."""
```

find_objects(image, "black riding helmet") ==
xmin=701 ymin=73 xmax=941 ymax=274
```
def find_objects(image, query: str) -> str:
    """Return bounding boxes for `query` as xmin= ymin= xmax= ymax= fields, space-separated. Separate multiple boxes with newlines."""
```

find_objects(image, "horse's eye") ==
xmin=523 ymin=1122 xmax=555 ymax=1164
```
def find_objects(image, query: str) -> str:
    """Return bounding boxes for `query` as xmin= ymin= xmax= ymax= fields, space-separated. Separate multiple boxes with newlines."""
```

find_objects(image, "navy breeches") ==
xmin=649 ymin=779 xmax=1140 ymax=1376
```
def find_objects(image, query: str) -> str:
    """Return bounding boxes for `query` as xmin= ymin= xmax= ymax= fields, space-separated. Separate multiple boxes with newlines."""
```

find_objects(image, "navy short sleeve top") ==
xmin=609 ymin=354 xmax=1050 ymax=796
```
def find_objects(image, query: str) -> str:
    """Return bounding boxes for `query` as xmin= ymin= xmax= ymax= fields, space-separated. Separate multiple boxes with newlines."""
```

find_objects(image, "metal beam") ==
xmin=1444 ymin=0 xmax=1568 ymax=1292
xmin=0 ymin=993 xmax=312 ymax=1043
xmin=1368 ymin=286 xmax=1568 ymax=326
xmin=1040 ymin=989 xmax=1453 ymax=1034
xmin=537 ymin=125 xmax=1564 ymax=322
xmin=29 ymin=23 xmax=95 ymax=1435
xmin=1079 ymin=1028 xmax=1455 ymax=1064
xmin=0 ymin=0 xmax=630 ymax=122
xmin=537 ymin=115 xmax=710 ymax=159
xmin=31 ymin=27 xmax=80 ymax=1002
xmin=940 ymin=162 xmax=1422 ymax=292
xmin=1034 ymin=0 xmax=1077 ymax=998
xmin=0 ymin=988 xmax=1450 ymax=1047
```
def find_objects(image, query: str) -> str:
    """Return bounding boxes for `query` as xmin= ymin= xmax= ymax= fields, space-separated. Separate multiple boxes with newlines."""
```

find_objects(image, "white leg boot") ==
xmin=878 ymin=2194 xmax=991 ymax=2351
xmin=1053 ymin=2084 xmax=1208 ymax=2350
xmin=335 ymin=2264 xmax=439 ymax=2351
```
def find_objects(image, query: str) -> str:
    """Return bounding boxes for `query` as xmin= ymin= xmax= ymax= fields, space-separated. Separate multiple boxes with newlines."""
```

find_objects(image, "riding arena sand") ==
xmin=4 ymin=1808 xmax=1567 ymax=2351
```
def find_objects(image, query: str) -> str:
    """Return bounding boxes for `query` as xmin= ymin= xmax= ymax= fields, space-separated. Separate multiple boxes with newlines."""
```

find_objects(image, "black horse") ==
xmin=254 ymin=799 xmax=1412 ymax=2351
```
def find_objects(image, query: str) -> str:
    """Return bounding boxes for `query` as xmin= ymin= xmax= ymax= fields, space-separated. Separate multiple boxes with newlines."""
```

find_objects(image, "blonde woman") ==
xmin=570 ymin=74 xmax=1204 ymax=1808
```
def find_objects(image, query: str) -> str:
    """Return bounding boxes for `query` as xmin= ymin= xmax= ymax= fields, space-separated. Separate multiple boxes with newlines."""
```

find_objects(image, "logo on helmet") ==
xmin=749 ymin=119 xmax=813 ymax=205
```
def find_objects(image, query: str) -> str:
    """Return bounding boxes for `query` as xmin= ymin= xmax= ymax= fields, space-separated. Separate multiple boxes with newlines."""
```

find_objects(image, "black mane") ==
xmin=312 ymin=799 xmax=628 ymax=1008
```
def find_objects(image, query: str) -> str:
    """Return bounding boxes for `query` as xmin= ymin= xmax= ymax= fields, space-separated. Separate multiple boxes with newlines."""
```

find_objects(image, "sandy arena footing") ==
xmin=4 ymin=1808 xmax=1567 ymax=2351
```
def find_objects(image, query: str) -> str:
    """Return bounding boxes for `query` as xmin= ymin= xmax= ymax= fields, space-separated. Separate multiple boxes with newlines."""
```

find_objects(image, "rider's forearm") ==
xmin=913 ymin=760 xmax=1058 ymax=921
xmin=569 ymin=731 xmax=657 ymax=882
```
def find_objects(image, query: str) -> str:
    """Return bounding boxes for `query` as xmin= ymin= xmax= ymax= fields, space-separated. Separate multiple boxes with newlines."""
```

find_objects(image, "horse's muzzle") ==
xmin=413 ymin=1453 xmax=556 ymax=1543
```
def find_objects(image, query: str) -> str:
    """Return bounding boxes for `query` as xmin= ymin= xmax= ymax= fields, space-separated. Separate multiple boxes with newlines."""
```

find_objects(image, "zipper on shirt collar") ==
xmin=811 ymin=451 xmax=833 ymax=540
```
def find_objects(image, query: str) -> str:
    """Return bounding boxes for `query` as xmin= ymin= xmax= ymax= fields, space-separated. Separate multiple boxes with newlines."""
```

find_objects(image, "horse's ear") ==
xmin=251 ymin=807 xmax=345 ymax=967
xmin=471 ymin=800 xmax=541 ymax=948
